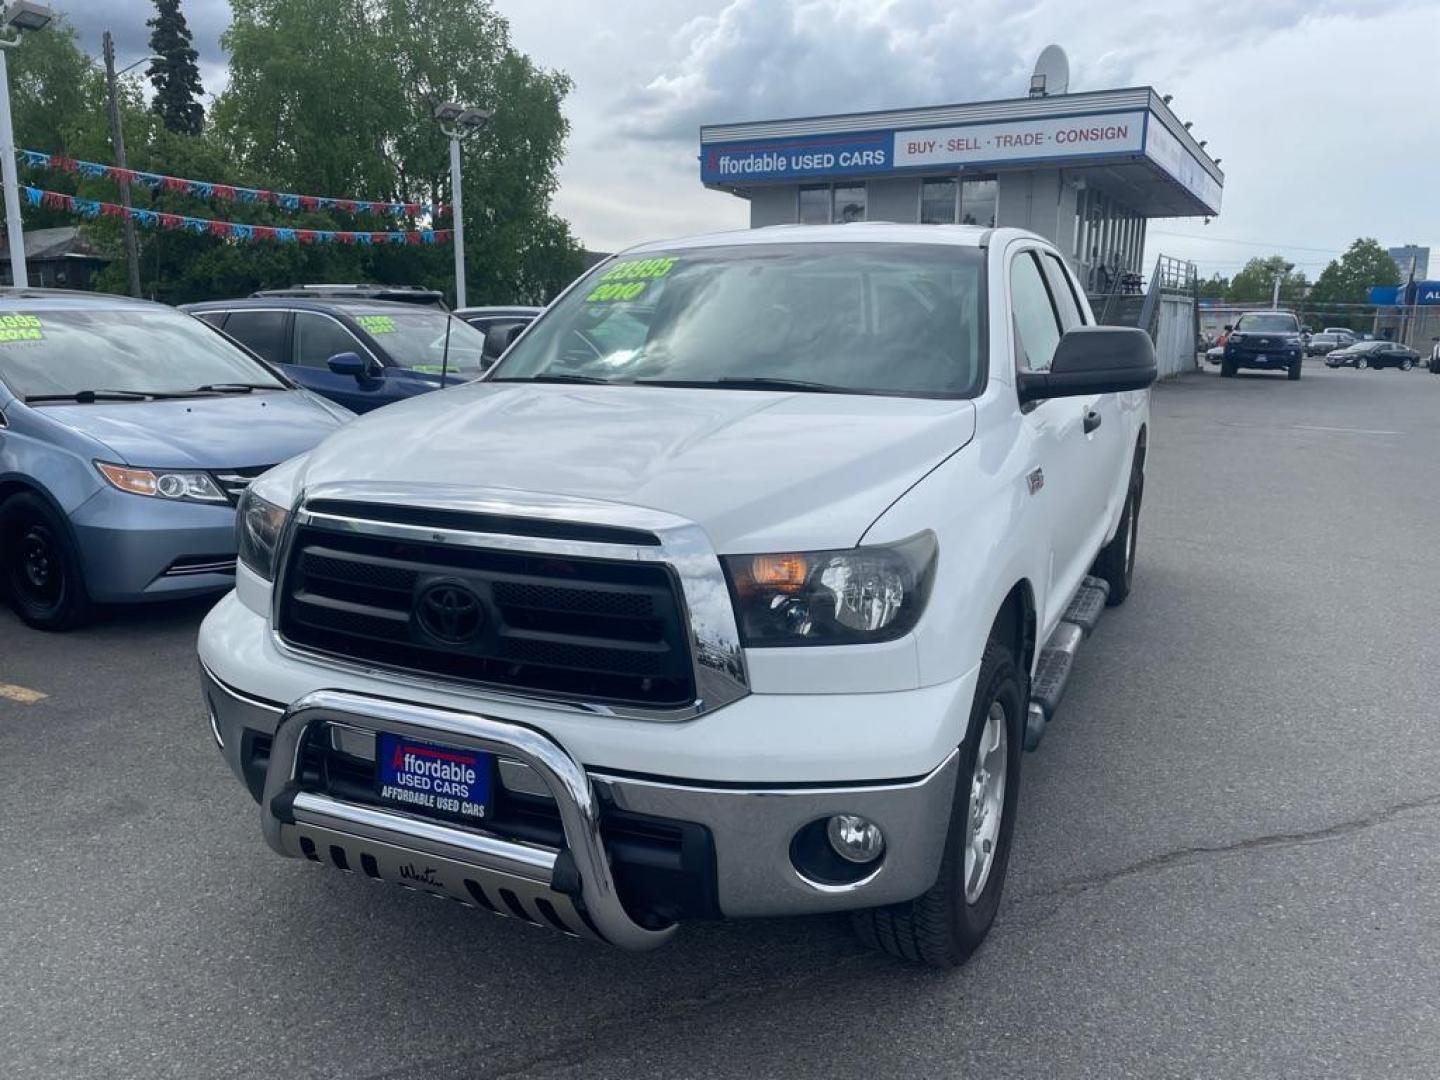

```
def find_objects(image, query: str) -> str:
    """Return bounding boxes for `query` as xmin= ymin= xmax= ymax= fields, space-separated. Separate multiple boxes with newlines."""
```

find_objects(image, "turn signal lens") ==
xmin=748 ymin=554 xmax=809 ymax=593
xmin=96 ymin=462 xmax=158 ymax=496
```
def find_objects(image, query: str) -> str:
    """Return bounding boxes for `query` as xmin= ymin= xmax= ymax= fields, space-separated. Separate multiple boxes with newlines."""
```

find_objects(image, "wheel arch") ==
xmin=989 ymin=579 xmax=1037 ymax=681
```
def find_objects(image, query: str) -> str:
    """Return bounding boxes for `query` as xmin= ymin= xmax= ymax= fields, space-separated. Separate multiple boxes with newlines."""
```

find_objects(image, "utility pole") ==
xmin=102 ymin=31 xmax=142 ymax=298
xmin=1271 ymin=272 xmax=1282 ymax=309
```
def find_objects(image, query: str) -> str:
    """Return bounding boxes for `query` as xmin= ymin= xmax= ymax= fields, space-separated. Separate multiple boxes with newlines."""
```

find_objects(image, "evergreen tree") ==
xmin=147 ymin=0 xmax=205 ymax=135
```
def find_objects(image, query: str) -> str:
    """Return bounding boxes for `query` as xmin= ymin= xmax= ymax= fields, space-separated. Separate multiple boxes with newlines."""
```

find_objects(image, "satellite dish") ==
xmin=1030 ymin=45 xmax=1070 ymax=97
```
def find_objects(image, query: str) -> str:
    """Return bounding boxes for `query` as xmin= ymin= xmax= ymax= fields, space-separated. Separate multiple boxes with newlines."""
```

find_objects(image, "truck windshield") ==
xmin=0 ymin=307 xmax=287 ymax=400
xmin=352 ymin=309 xmax=490 ymax=374
xmin=491 ymin=243 xmax=987 ymax=397
xmin=1235 ymin=313 xmax=1299 ymax=333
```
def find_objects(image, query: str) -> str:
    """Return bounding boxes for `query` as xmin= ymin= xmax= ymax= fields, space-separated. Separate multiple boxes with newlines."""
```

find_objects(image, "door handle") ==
xmin=1083 ymin=408 xmax=1102 ymax=434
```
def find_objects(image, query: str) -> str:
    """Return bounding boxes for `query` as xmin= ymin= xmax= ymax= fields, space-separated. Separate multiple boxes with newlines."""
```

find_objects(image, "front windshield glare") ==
xmin=0 ymin=308 xmax=286 ymax=399
xmin=491 ymin=243 xmax=987 ymax=397
xmin=354 ymin=310 xmax=489 ymax=374
xmin=1235 ymin=313 xmax=1299 ymax=333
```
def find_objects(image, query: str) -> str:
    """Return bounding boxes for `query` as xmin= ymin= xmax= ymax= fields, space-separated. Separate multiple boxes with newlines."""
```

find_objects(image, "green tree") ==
xmin=1197 ymin=273 xmax=1229 ymax=300
xmin=147 ymin=0 xmax=206 ymax=135
xmin=1305 ymin=239 xmax=1399 ymax=332
xmin=1226 ymin=256 xmax=1308 ymax=304
xmin=211 ymin=0 xmax=584 ymax=305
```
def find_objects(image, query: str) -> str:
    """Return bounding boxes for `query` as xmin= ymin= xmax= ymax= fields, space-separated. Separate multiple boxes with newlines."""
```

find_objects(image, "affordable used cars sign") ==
xmin=701 ymin=133 xmax=893 ymax=183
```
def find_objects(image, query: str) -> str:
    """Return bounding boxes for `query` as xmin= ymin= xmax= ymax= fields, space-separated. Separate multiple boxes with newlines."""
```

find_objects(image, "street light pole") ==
xmin=0 ymin=40 xmax=26 ymax=287
xmin=448 ymin=133 xmax=465 ymax=309
xmin=0 ymin=2 xmax=56 ymax=289
xmin=101 ymin=35 xmax=158 ymax=298
xmin=433 ymin=102 xmax=493 ymax=310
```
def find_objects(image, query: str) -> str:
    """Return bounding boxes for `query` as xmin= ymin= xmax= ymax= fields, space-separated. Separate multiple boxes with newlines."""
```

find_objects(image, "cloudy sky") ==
xmin=64 ymin=0 xmax=1438 ymax=278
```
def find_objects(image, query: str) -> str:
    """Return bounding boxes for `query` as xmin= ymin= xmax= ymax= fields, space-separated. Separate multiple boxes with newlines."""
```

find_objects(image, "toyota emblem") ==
xmin=415 ymin=580 xmax=485 ymax=644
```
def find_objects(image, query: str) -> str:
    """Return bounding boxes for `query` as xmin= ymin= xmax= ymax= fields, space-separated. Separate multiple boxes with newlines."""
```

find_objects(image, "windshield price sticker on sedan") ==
xmin=355 ymin=314 xmax=397 ymax=335
xmin=586 ymin=257 xmax=678 ymax=302
xmin=376 ymin=733 xmax=493 ymax=821
xmin=0 ymin=313 xmax=44 ymax=342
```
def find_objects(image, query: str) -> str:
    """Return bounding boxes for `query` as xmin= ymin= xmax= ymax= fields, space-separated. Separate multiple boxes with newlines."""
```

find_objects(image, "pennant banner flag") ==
xmin=19 ymin=150 xmax=446 ymax=220
xmin=22 ymin=186 xmax=452 ymax=246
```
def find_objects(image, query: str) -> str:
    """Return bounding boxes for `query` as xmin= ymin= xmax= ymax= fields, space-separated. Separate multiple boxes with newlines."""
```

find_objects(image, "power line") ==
xmin=1148 ymin=229 xmax=1347 ymax=255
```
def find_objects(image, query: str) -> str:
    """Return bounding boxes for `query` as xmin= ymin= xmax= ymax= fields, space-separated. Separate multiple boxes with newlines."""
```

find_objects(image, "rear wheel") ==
xmin=0 ymin=492 xmax=93 ymax=631
xmin=1288 ymin=360 xmax=1302 ymax=380
xmin=1355 ymin=356 xmax=1369 ymax=370
xmin=1400 ymin=359 xmax=1413 ymax=371
xmin=1094 ymin=460 xmax=1142 ymax=607
xmin=852 ymin=638 xmax=1023 ymax=967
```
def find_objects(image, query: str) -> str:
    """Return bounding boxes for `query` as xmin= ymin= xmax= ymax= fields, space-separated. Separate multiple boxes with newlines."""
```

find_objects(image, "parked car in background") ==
xmin=1325 ymin=341 xmax=1420 ymax=370
xmin=454 ymin=305 xmax=542 ymax=367
xmin=183 ymin=298 xmax=491 ymax=413
xmin=0 ymin=291 xmax=350 ymax=630
xmin=1322 ymin=327 xmax=1360 ymax=345
xmin=253 ymin=284 xmax=446 ymax=308
xmin=1220 ymin=310 xmax=1305 ymax=379
xmin=1306 ymin=332 xmax=1344 ymax=356
xmin=1205 ymin=345 xmax=1225 ymax=365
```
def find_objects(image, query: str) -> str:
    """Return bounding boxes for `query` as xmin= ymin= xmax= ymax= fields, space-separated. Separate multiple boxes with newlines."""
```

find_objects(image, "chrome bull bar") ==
xmin=260 ymin=689 xmax=676 ymax=951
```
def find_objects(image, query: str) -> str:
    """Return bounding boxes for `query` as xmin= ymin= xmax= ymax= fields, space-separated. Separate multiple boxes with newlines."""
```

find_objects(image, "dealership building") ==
xmin=700 ymin=84 xmax=1223 ymax=296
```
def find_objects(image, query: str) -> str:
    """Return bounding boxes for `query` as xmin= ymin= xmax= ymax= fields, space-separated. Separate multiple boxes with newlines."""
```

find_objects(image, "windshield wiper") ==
xmin=633 ymin=376 xmax=847 ymax=394
xmin=193 ymin=382 xmax=281 ymax=393
xmin=491 ymin=373 xmax=611 ymax=385
xmin=25 ymin=389 xmax=160 ymax=404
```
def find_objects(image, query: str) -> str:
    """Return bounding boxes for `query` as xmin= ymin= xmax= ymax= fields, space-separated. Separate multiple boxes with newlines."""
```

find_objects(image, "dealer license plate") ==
xmin=376 ymin=733 xmax=493 ymax=822
xmin=1256 ymin=353 xmax=1267 ymax=362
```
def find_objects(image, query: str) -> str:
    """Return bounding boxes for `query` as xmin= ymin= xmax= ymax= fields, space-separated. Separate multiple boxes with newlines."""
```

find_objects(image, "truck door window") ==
xmin=1041 ymin=253 xmax=1087 ymax=329
xmin=1010 ymin=251 xmax=1062 ymax=372
xmin=221 ymin=310 xmax=289 ymax=367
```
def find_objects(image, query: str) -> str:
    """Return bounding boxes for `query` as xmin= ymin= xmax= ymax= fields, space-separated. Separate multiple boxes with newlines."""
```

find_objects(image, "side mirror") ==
xmin=327 ymin=351 xmax=371 ymax=379
xmin=1223 ymin=324 xmax=1233 ymax=332
xmin=1018 ymin=327 xmax=1157 ymax=404
xmin=483 ymin=321 xmax=528 ymax=360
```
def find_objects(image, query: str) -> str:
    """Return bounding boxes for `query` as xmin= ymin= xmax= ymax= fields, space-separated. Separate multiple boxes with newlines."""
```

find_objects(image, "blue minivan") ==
xmin=0 ymin=290 xmax=351 ymax=630
xmin=182 ymin=297 xmax=493 ymax=412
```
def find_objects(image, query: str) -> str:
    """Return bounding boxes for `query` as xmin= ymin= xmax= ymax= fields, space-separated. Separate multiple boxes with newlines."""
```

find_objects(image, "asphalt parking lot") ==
xmin=3 ymin=360 xmax=1439 ymax=1080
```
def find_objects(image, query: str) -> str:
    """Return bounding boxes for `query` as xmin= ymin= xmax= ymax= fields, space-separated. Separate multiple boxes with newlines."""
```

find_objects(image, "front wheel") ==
xmin=1288 ymin=360 xmax=1302 ymax=381
xmin=852 ymin=639 xmax=1023 ymax=967
xmin=0 ymin=492 xmax=93 ymax=631
xmin=1400 ymin=359 xmax=1413 ymax=371
xmin=1355 ymin=357 xmax=1369 ymax=370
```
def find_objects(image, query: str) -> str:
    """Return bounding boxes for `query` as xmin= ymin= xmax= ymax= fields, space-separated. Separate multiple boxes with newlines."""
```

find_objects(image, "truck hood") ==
xmin=298 ymin=381 xmax=976 ymax=551
xmin=40 ymin=390 xmax=348 ymax=469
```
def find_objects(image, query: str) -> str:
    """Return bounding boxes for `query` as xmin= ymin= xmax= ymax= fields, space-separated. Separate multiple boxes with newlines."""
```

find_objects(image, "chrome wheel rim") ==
xmin=964 ymin=702 xmax=1008 ymax=903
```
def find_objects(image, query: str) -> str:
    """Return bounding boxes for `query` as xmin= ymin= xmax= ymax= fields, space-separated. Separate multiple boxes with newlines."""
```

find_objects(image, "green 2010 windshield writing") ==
xmin=585 ymin=257 xmax=678 ymax=303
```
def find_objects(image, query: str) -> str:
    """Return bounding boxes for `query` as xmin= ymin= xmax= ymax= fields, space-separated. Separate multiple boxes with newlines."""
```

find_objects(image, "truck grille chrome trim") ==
xmin=269 ymin=483 xmax=749 ymax=722
xmin=262 ymin=690 xmax=677 ymax=951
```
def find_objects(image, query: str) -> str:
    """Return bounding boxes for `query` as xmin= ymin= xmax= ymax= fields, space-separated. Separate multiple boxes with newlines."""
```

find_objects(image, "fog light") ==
xmin=826 ymin=814 xmax=884 ymax=864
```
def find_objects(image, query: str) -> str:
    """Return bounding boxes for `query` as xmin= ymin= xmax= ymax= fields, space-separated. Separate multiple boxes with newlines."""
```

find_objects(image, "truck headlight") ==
xmin=95 ymin=462 xmax=226 ymax=503
xmin=722 ymin=533 xmax=936 ymax=646
xmin=236 ymin=488 xmax=289 ymax=581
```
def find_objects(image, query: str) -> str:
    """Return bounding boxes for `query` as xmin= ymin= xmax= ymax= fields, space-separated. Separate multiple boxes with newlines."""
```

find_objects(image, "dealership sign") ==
xmin=701 ymin=133 xmax=893 ymax=184
xmin=891 ymin=111 xmax=1144 ymax=168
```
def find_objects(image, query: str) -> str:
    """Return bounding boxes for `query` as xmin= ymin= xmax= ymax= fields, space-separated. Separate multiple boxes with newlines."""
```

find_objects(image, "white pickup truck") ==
xmin=198 ymin=223 xmax=1155 ymax=966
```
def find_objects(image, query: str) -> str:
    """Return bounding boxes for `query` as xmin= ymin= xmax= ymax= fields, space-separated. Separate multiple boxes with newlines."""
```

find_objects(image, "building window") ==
xmin=832 ymin=184 xmax=866 ymax=223
xmin=921 ymin=178 xmax=958 ymax=224
xmin=798 ymin=184 xmax=830 ymax=225
xmin=799 ymin=183 xmax=868 ymax=224
xmin=960 ymin=178 xmax=997 ymax=228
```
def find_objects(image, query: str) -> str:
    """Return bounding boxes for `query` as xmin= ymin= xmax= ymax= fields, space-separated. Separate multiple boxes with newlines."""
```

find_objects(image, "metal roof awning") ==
xmin=700 ymin=87 xmax=1223 ymax=217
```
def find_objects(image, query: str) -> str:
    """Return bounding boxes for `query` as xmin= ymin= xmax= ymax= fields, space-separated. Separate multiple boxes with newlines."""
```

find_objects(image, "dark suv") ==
xmin=183 ymin=298 xmax=491 ymax=413
xmin=1221 ymin=311 xmax=1305 ymax=380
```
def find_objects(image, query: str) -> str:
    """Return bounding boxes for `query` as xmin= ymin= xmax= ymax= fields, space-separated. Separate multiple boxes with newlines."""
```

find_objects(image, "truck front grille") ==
xmin=276 ymin=523 xmax=696 ymax=708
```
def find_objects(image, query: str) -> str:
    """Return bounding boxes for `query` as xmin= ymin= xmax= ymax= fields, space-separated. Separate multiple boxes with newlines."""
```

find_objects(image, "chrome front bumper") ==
xmin=202 ymin=666 xmax=959 ymax=947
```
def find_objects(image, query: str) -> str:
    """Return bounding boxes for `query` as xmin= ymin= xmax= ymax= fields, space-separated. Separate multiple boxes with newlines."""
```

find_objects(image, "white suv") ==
xmin=198 ymin=223 xmax=1155 ymax=966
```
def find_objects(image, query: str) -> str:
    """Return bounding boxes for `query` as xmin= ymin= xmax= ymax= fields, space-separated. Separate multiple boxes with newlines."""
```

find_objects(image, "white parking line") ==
xmin=0 ymin=682 xmax=47 ymax=704
xmin=1292 ymin=425 xmax=1403 ymax=436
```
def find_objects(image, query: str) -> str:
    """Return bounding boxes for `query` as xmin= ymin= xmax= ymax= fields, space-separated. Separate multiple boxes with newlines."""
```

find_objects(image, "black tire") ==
xmin=1094 ymin=461 xmax=1142 ymax=606
xmin=1355 ymin=357 xmax=1369 ymax=370
xmin=0 ymin=492 xmax=93 ymax=631
xmin=1400 ymin=359 xmax=1413 ymax=371
xmin=1288 ymin=360 xmax=1302 ymax=381
xmin=852 ymin=638 xmax=1024 ymax=967
xmin=1220 ymin=360 xmax=1236 ymax=378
